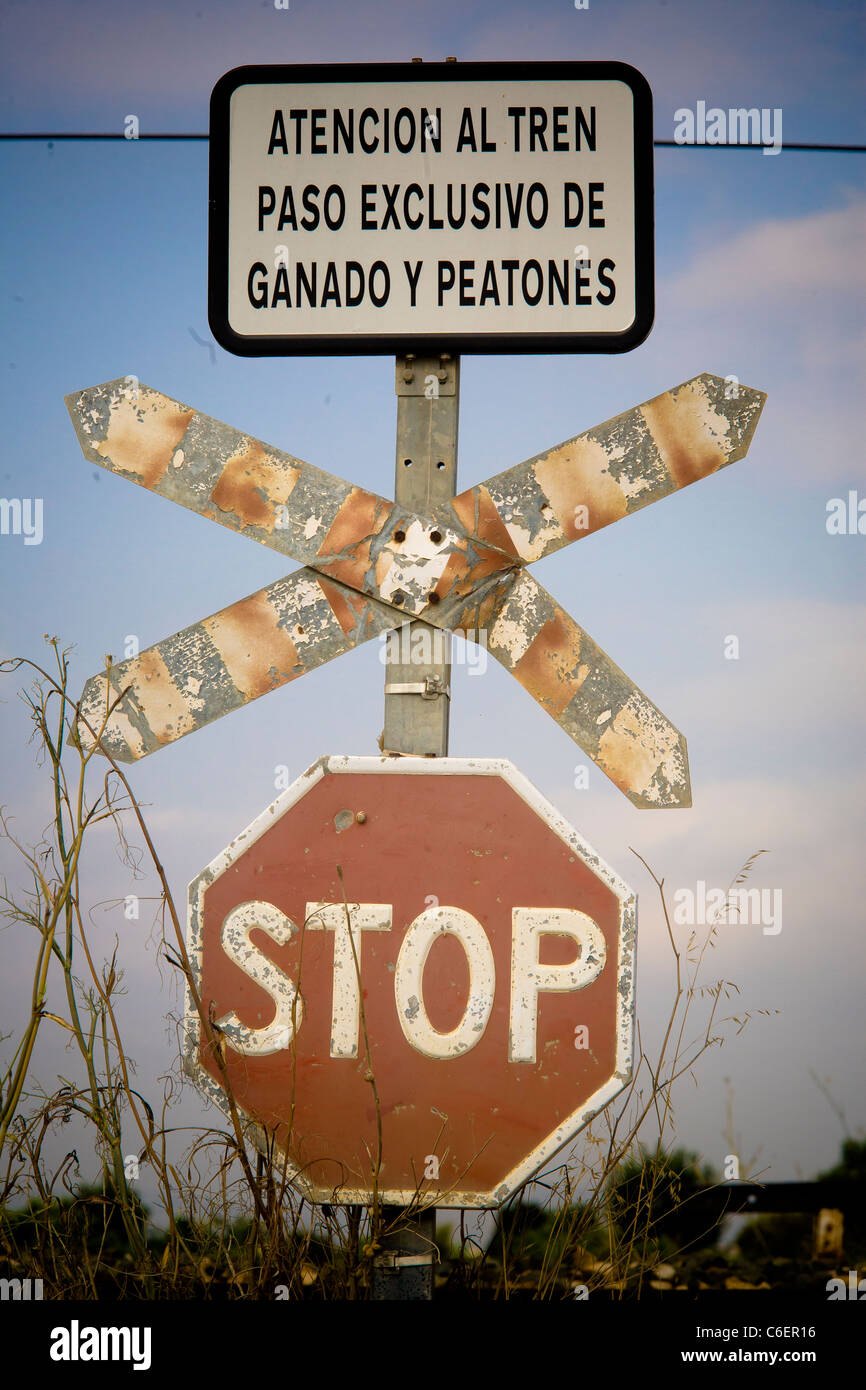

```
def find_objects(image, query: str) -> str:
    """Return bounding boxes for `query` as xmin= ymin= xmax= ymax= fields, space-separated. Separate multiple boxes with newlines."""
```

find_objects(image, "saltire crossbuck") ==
xmin=66 ymin=373 xmax=765 ymax=808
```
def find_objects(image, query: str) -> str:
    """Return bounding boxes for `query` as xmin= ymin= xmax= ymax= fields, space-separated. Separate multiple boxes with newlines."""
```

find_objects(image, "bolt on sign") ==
xmin=185 ymin=757 xmax=636 ymax=1207
xmin=208 ymin=61 xmax=654 ymax=355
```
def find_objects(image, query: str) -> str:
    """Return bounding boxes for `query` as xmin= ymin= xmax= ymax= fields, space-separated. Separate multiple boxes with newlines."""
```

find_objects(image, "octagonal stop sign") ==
xmin=185 ymin=756 xmax=636 ymax=1207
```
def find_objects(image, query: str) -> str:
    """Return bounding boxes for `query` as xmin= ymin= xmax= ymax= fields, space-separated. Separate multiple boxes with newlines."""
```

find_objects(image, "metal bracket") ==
xmin=395 ymin=352 xmax=457 ymax=397
xmin=384 ymin=677 xmax=450 ymax=701
xmin=373 ymin=1252 xmax=435 ymax=1269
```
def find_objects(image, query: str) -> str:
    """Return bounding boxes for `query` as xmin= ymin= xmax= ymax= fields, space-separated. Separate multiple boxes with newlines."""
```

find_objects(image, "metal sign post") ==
xmin=374 ymin=351 xmax=460 ymax=1298
xmin=383 ymin=352 xmax=459 ymax=758
xmin=62 ymin=57 xmax=770 ymax=1307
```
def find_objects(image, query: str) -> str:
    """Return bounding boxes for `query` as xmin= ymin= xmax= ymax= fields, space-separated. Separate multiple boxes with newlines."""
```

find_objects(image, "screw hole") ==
xmin=430 ymin=530 xmax=442 ymax=544
xmin=393 ymin=591 xmax=405 ymax=606
xmin=403 ymin=458 xmax=413 ymax=468
xmin=393 ymin=529 xmax=406 ymax=543
xmin=436 ymin=461 xmax=446 ymax=470
xmin=428 ymin=592 xmax=440 ymax=605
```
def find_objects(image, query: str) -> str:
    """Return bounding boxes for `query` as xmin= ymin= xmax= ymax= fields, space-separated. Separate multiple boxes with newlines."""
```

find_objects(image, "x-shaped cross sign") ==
xmin=66 ymin=371 xmax=765 ymax=808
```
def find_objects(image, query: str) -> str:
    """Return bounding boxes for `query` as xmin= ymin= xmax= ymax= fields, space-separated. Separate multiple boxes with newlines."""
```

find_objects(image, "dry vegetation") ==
xmin=3 ymin=639 xmax=839 ymax=1301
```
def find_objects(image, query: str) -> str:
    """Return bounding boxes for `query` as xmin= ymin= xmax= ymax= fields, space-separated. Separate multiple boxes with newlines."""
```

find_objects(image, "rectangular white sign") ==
xmin=209 ymin=62 xmax=654 ymax=355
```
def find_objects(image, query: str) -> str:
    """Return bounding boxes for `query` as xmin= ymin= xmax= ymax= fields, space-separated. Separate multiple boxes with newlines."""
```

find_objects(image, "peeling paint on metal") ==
xmin=446 ymin=372 xmax=766 ymax=565
xmin=77 ymin=571 xmax=398 ymax=762
xmin=67 ymin=373 xmax=765 ymax=804
xmin=487 ymin=573 xmax=691 ymax=808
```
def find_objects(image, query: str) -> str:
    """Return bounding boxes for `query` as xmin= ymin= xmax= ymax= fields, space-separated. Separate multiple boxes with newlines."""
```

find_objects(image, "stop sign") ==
xmin=184 ymin=756 xmax=635 ymax=1207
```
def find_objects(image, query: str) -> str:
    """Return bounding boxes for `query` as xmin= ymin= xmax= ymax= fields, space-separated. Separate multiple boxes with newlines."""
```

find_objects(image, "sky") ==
xmin=0 ymin=0 xmax=864 ymax=1223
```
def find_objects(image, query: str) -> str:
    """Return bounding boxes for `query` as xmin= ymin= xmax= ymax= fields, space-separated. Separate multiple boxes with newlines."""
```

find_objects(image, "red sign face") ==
xmin=185 ymin=757 xmax=635 ymax=1207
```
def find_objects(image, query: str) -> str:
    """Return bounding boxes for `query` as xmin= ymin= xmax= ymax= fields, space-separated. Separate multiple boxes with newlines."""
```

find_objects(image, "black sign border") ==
xmin=208 ymin=60 xmax=654 ymax=357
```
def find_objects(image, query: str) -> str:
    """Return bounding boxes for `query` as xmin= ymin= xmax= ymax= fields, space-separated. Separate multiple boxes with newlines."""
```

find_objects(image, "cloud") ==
xmin=666 ymin=198 xmax=866 ymax=309
xmin=542 ymin=592 xmax=866 ymax=952
xmin=461 ymin=1 xmax=864 ymax=141
xmin=654 ymin=198 xmax=866 ymax=484
xmin=671 ymin=596 xmax=866 ymax=743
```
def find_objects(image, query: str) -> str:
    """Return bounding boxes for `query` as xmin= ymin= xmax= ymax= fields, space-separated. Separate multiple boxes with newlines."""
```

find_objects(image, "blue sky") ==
xmin=0 ymin=0 xmax=864 ymax=1215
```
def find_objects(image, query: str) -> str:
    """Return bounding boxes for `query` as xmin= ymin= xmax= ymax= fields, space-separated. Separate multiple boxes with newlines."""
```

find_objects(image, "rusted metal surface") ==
xmin=448 ymin=373 xmax=766 ymax=564
xmin=483 ymin=572 xmax=690 ymax=809
xmin=76 ymin=569 xmax=397 ymax=761
xmin=66 ymin=378 xmax=382 ymax=567
xmin=66 ymin=372 xmax=766 ymax=803
xmin=185 ymin=756 xmax=636 ymax=1208
xmin=64 ymin=377 xmax=504 ymax=621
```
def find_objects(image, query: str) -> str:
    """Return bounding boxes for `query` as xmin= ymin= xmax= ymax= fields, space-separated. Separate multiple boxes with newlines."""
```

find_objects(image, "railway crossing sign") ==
xmin=63 ymin=54 xmax=768 ymax=1288
xmin=185 ymin=755 xmax=636 ymax=1207
xmin=66 ymin=368 xmax=765 ymax=809
xmin=208 ymin=60 xmax=654 ymax=356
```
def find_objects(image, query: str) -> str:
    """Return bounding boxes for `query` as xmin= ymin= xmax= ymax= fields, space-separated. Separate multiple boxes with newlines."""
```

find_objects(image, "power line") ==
xmin=0 ymin=133 xmax=863 ymax=151
xmin=654 ymin=139 xmax=864 ymax=152
xmin=0 ymin=133 xmax=209 ymax=141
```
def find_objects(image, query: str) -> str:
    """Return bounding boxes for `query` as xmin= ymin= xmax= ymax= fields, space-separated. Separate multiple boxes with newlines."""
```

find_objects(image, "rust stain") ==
xmin=202 ymin=592 xmax=301 ymax=698
xmin=210 ymin=440 xmax=301 ymax=531
xmin=317 ymin=488 xmax=389 ymax=591
xmin=597 ymin=701 xmax=671 ymax=798
xmin=433 ymin=541 xmax=513 ymax=605
xmin=321 ymin=578 xmax=370 ymax=638
xmin=431 ymin=549 xmax=471 ymax=601
xmin=322 ymin=544 xmax=376 ymax=592
xmin=98 ymin=390 xmax=193 ymax=490
xmin=464 ymin=540 xmax=515 ymax=589
xmin=451 ymin=485 xmax=522 ymax=560
xmin=534 ymin=438 xmax=628 ymax=538
xmin=127 ymin=647 xmax=197 ymax=745
xmin=319 ymin=488 xmax=389 ymax=555
xmin=372 ymin=548 xmax=396 ymax=596
xmin=449 ymin=579 xmax=513 ymax=635
xmin=511 ymin=611 xmax=586 ymax=716
xmin=429 ymin=550 xmax=461 ymax=602
xmin=642 ymin=382 xmax=727 ymax=489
